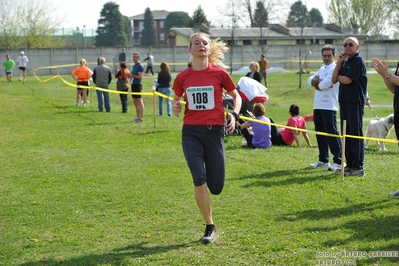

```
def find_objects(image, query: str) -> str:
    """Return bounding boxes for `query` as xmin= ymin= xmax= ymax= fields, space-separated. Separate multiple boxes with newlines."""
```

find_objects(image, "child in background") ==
xmin=239 ymin=103 xmax=272 ymax=149
xmin=272 ymin=104 xmax=312 ymax=147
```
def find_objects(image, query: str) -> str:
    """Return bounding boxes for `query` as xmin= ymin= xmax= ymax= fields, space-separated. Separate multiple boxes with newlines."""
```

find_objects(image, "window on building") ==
xmin=243 ymin=40 xmax=252 ymax=45
xmin=296 ymin=39 xmax=305 ymax=45
xmin=160 ymin=33 xmax=165 ymax=41
xmin=160 ymin=21 xmax=164 ymax=28
xmin=137 ymin=33 xmax=142 ymax=45
xmin=310 ymin=39 xmax=319 ymax=44
xmin=325 ymin=39 xmax=333 ymax=44
xmin=139 ymin=21 xmax=144 ymax=32
xmin=258 ymin=39 xmax=267 ymax=45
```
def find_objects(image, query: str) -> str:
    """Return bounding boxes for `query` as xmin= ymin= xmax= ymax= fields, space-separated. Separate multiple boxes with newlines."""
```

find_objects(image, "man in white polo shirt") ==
xmin=308 ymin=45 xmax=343 ymax=171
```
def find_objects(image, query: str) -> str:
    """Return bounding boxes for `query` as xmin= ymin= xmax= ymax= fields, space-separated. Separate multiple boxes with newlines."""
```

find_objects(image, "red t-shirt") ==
xmin=173 ymin=64 xmax=236 ymax=126
xmin=280 ymin=116 xmax=306 ymax=145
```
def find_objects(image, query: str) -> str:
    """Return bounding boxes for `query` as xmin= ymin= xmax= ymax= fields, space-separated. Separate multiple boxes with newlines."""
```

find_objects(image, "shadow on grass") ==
xmin=18 ymin=240 xmax=198 ymax=266
xmin=365 ymin=148 xmax=399 ymax=156
xmin=233 ymin=168 xmax=336 ymax=188
xmin=281 ymin=199 xmax=399 ymax=242
xmin=281 ymin=199 xmax=393 ymax=222
xmin=313 ymin=214 xmax=399 ymax=245
xmin=280 ymin=199 xmax=399 ymax=256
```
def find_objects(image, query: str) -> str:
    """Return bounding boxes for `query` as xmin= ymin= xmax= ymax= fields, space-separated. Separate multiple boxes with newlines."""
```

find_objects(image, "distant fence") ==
xmin=2 ymin=43 xmax=399 ymax=76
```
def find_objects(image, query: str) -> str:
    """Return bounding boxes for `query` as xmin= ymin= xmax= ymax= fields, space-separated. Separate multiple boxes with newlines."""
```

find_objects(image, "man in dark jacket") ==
xmin=92 ymin=57 xmax=112 ymax=112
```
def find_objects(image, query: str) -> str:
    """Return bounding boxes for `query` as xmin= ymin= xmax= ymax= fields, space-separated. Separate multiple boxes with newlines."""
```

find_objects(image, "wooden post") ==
xmin=57 ymin=71 xmax=60 ymax=99
xmin=153 ymin=87 xmax=157 ymax=129
xmin=340 ymin=120 xmax=347 ymax=180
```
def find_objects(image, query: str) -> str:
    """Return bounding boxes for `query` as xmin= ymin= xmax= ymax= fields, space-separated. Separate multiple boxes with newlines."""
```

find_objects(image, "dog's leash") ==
xmin=368 ymin=105 xmax=390 ymax=132
xmin=368 ymin=105 xmax=379 ymax=120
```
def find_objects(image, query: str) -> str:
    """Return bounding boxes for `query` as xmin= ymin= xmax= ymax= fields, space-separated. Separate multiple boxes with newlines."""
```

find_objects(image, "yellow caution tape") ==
xmin=227 ymin=112 xmax=399 ymax=144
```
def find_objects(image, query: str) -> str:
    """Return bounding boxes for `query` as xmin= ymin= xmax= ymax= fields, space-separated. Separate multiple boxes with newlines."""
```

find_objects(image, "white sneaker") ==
xmin=328 ymin=163 xmax=342 ymax=171
xmin=309 ymin=161 xmax=330 ymax=169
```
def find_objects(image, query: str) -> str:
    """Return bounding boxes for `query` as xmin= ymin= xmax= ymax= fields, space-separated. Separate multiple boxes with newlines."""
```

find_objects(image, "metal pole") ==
xmin=83 ymin=25 xmax=86 ymax=48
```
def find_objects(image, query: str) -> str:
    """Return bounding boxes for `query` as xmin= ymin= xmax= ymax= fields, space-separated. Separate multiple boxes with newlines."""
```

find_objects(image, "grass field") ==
xmin=1 ymin=70 xmax=399 ymax=266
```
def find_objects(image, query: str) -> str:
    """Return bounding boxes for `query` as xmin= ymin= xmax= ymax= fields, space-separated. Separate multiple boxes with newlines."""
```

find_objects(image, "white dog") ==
xmin=365 ymin=114 xmax=394 ymax=151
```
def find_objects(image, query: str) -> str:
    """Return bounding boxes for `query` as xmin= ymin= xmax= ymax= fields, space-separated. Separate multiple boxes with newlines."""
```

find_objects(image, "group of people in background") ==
xmin=70 ymin=50 xmax=172 ymax=123
xmin=238 ymin=102 xmax=312 ymax=149
xmin=3 ymin=51 xmax=29 ymax=84
xmin=239 ymin=37 xmax=369 ymax=179
xmin=71 ymin=52 xmax=144 ymax=122
xmin=245 ymin=54 xmax=269 ymax=87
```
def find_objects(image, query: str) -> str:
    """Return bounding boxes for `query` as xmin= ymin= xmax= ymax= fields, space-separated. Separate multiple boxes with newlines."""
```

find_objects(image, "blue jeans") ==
xmin=339 ymin=102 xmax=364 ymax=169
xmin=158 ymin=87 xmax=172 ymax=115
xmin=120 ymin=93 xmax=128 ymax=112
xmin=96 ymin=85 xmax=110 ymax=112
xmin=313 ymin=109 xmax=342 ymax=164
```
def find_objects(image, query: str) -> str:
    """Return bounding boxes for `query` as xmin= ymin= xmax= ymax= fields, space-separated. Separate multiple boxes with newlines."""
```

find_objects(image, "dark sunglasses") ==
xmin=343 ymin=43 xmax=355 ymax=47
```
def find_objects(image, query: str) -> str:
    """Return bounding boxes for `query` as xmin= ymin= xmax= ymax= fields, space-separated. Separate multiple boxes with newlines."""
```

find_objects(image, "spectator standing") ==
xmin=119 ymin=48 xmax=126 ymax=62
xmin=258 ymin=54 xmax=269 ymax=87
xmin=112 ymin=48 xmax=127 ymax=73
xmin=3 ymin=54 xmax=15 ymax=84
xmin=239 ymin=103 xmax=272 ymax=149
xmin=307 ymin=45 xmax=343 ymax=171
xmin=130 ymin=53 xmax=145 ymax=123
xmin=144 ymin=52 xmax=154 ymax=76
xmin=272 ymin=104 xmax=312 ymax=147
xmin=92 ymin=57 xmax=112 ymax=112
xmin=172 ymin=32 xmax=242 ymax=244
xmin=71 ymin=58 xmax=92 ymax=107
xmin=245 ymin=61 xmax=261 ymax=83
xmin=115 ymin=61 xmax=131 ymax=113
xmin=371 ymin=57 xmax=399 ymax=197
xmin=332 ymin=37 xmax=369 ymax=177
xmin=157 ymin=62 xmax=172 ymax=116
xmin=17 ymin=51 xmax=28 ymax=82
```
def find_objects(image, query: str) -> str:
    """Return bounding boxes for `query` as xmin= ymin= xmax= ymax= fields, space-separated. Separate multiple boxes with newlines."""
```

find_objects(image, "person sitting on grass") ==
xmin=239 ymin=103 xmax=272 ymax=149
xmin=272 ymin=104 xmax=312 ymax=147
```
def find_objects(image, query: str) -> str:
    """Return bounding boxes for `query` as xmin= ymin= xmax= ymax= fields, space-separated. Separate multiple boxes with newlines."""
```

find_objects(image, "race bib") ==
xmin=186 ymin=86 xmax=215 ymax=110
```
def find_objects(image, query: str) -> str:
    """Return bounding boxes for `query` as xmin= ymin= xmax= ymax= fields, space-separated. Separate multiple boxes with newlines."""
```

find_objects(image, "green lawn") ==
xmin=1 ymin=70 xmax=398 ymax=265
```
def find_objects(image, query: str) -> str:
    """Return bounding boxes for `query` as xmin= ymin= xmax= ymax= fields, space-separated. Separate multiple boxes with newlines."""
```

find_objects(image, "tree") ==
xmin=286 ymin=1 xmax=309 ymax=89
xmin=0 ymin=0 xmax=68 ymax=49
xmin=164 ymin=12 xmax=192 ymax=35
xmin=253 ymin=1 xmax=269 ymax=57
xmin=390 ymin=1 xmax=399 ymax=38
xmin=188 ymin=5 xmax=210 ymax=27
xmin=392 ymin=1 xmax=399 ymax=24
xmin=140 ymin=7 xmax=157 ymax=46
xmin=286 ymin=0 xmax=308 ymax=27
xmin=216 ymin=0 xmax=283 ymax=29
xmin=122 ymin=16 xmax=133 ymax=46
xmin=253 ymin=1 xmax=269 ymax=28
xmin=328 ymin=0 xmax=391 ymax=37
xmin=307 ymin=8 xmax=323 ymax=27
xmin=95 ymin=2 xmax=128 ymax=47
